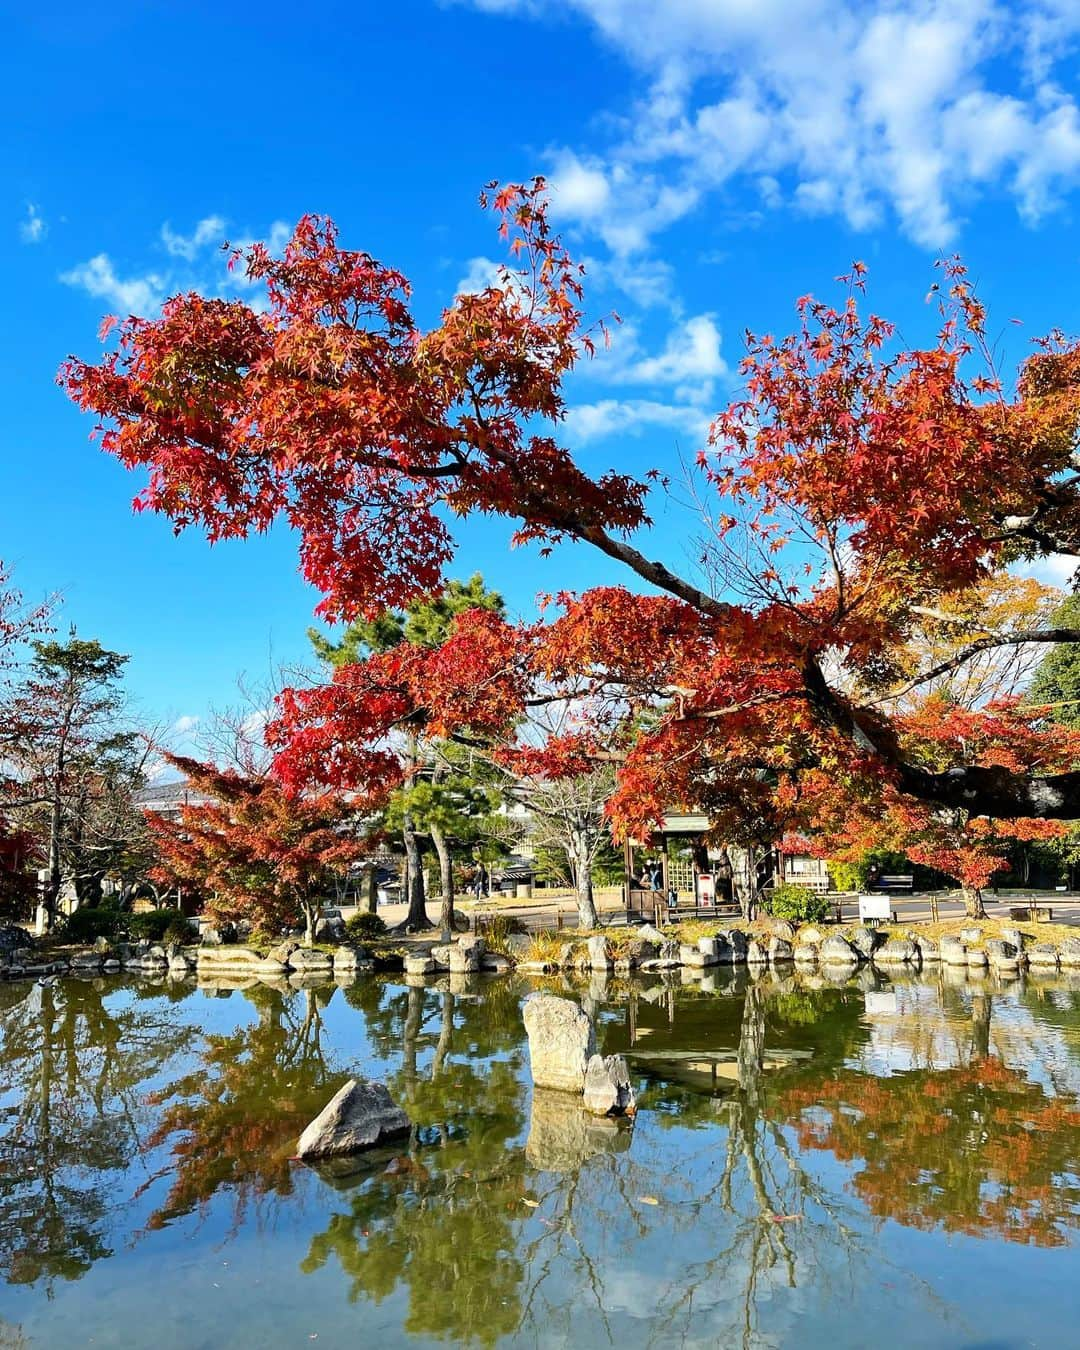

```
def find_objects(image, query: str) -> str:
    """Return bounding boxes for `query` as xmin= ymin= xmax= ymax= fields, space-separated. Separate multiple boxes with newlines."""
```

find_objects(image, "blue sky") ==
xmin=4 ymin=0 xmax=1080 ymax=743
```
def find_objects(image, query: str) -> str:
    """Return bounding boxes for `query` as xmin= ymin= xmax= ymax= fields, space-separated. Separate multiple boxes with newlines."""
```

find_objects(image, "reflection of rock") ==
xmin=523 ymin=994 xmax=595 ymax=1092
xmin=297 ymin=1078 xmax=411 ymax=1158
xmin=526 ymin=1088 xmax=633 ymax=1171
xmin=583 ymin=1054 xmax=635 ymax=1115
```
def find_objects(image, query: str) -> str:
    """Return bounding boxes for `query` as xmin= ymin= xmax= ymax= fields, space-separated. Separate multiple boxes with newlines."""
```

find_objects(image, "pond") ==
xmin=3 ymin=966 xmax=1080 ymax=1349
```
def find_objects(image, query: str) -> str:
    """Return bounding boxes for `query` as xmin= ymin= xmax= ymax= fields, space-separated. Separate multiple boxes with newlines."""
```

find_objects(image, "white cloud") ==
xmin=161 ymin=214 xmax=227 ymax=260
xmin=60 ymin=215 xmax=293 ymax=314
xmin=587 ymin=312 xmax=727 ymax=403
xmin=172 ymin=714 xmax=201 ymax=735
xmin=466 ymin=0 xmax=1080 ymax=250
xmin=59 ymin=253 xmax=165 ymax=316
xmin=456 ymin=255 xmax=504 ymax=294
xmin=19 ymin=202 xmax=45 ymax=244
xmin=562 ymin=397 xmax=710 ymax=444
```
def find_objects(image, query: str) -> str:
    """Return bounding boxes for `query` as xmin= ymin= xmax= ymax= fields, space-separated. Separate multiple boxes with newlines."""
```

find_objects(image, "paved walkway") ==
xmin=365 ymin=890 xmax=1080 ymax=934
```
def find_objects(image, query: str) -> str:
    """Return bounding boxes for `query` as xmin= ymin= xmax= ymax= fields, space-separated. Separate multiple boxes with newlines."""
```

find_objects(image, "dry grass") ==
xmin=523 ymin=930 xmax=567 ymax=965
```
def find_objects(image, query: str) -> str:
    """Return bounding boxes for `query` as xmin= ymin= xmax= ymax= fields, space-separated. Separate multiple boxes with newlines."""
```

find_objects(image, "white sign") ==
xmin=858 ymin=894 xmax=892 ymax=923
xmin=696 ymin=873 xmax=716 ymax=908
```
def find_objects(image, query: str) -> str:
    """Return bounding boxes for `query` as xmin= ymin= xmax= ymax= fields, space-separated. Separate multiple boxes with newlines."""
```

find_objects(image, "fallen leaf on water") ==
xmin=522 ymin=1198 xmax=540 ymax=1208
xmin=768 ymin=1214 xmax=802 ymax=1224
xmin=638 ymin=1196 xmax=659 ymax=1206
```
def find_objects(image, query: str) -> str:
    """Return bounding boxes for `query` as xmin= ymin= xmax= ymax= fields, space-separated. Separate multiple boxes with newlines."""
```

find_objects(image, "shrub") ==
xmin=163 ymin=918 xmax=195 ymax=947
xmin=345 ymin=911 xmax=388 ymax=941
xmin=128 ymin=908 xmax=185 ymax=942
xmin=62 ymin=905 xmax=123 ymax=942
xmin=764 ymin=883 xmax=833 ymax=924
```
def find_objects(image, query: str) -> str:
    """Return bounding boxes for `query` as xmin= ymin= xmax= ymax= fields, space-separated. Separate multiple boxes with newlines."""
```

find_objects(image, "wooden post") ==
xmin=930 ymin=893 xmax=939 ymax=924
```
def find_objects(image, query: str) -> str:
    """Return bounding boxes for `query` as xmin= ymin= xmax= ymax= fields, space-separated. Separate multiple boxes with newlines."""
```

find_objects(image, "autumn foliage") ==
xmin=148 ymin=753 xmax=363 ymax=943
xmin=61 ymin=182 xmax=1080 ymax=900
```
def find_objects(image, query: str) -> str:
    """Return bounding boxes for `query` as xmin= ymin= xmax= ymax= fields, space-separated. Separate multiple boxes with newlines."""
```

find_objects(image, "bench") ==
xmin=858 ymin=894 xmax=896 ymax=924
xmin=874 ymin=874 xmax=913 ymax=892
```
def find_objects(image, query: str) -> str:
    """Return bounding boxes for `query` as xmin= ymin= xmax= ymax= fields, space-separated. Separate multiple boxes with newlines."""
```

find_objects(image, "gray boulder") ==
xmin=849 ymin=926 xmax=882 ymax=959
xmin=798 ymin=926 xmax=825 ymax=946
xmin=960 ymin=925 xmax=984 ymax=945
xmin=268 ymin=939 xmax=300 ymax=965
xmin=768 ymin=936 xmax=794 ymax=964
xmin=315 ymin=915 xmax=346 ymax=943
xmin=941 ymin=937 xmax=968 ymax=966
xmin=523 ymin=994 xmax=596 ymax=1092
xmin=726 ymin=930 xmax=749 ymax=962
xmin=746 ymin=938 xmax=768 ymax=965
xmin=404 ymin=953 xmax=436 ymax=975
xmin=582 ymin=1054 xmax=636 ymax=1116
xmin=449 ymin=942 xmax=481 ymax=974
xmin=986 ymin=939 xmax=1019 ymax=966
xmin=289 ymin=947 xmax=333 ymax=970
xmin=587 ymin=935 xmax=613 ymax=971
xmin=768 ymin=919 xmax=796 ymax=942
xmin=1028 ymin=942 xmax=1060 ymax=968
xmin=637 ymin=924 xmax=667 ymax=946
xmin=821 ymin=934 xmax=859 ymax=965
xmin=481 ymin=952 xmax=513 ymax=974
xmin=296 ymin=1078 xmax=410 ymax=1158
xmin=793 ymin=943 xmax=819 ymax=965
xmin=967 ymin=948 xmax=989 ymax=968
xmin=875 ymin=938 xmax=918 ymax=965
xmin=1059 ymin=938 xmax=1080 ymax=967
xmin=914 ymin=936 xmax=940 ymax=962
xmin=624 ymin=937 xmax=660 ymax=966
xmin=1000 ymin=927 xmax=1026 ymax=952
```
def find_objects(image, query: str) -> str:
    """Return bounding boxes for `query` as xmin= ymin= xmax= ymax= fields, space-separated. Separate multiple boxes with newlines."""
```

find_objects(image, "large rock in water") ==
xmin=582 ymin=1054 xmax=635 ymax=1115
xmin=296 ymin=1078 xmax=411 ymax=1158
xmin=523 ymin=994 xmax=596 ymax=1092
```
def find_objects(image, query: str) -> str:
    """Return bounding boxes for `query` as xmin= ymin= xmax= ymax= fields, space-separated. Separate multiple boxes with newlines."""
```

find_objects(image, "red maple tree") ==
xmin=60 ymin=184 xmax=1080 ymax=908
xmin=148 ymin=753 xmax=364 ymax=944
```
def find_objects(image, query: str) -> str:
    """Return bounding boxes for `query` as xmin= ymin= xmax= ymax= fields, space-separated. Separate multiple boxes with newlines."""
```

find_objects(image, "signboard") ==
xmin=696 ymin=873 xmax=716 ymax=908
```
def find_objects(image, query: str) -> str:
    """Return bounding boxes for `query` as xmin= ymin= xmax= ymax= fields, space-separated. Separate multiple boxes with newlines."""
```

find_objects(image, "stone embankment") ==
xmin=3 ymin=918 xmax=1079 ymax=985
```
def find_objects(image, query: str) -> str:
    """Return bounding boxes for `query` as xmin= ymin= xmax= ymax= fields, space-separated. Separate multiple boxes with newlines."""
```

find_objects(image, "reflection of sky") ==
xmin=5 ymin=975 xmax=1080 ymax=1348
xmin=852 ymin=978 xmax=1080 ymax=1097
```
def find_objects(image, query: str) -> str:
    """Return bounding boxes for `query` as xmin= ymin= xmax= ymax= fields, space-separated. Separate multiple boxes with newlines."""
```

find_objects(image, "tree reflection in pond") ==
xmin=303 ymin=979 xmax=531 ymax=1346
xmin=777 ymin=981 xmax=1080 ymax=1247
xmin=0 ymin=978 xmax=197 ymax=1290
xmin=143 ymin=982 xmax=346 ymax=1231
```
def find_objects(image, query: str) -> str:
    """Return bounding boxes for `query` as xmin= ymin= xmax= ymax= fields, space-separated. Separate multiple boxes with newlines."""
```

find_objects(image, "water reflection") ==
xmin=0 ymin=978 xmax=196 ymax=1289
xmin=2 ymin=968 xmax=1080 ymax=1346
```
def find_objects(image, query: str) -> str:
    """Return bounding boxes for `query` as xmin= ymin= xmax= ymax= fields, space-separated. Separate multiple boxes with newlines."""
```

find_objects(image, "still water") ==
xmin=2 ymin=966 xmax=1080 ymax=1349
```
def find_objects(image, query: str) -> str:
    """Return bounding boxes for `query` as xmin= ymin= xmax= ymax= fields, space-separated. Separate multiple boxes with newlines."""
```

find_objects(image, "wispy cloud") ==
xmin=161 ymin=214 xmax=226 ymax=260
xmin=470 ymin=0 xmax=1080 ymax=252
xmin=563 ymin=397 xmax=710 ymax=445
xmin=19 ymin=202 xmax=46 ymax=244
xmin=60 ymin=215 xmax=293 ymax=317
xmin=59 ymin=254 xmax=165 ymax=316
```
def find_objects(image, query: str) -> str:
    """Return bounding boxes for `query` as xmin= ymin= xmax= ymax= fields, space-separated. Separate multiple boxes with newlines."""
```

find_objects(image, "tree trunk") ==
xmin=726 ymin=845 xmax=759 ymax=921
xmin=963 ymin=885 xmax=987 ymax=919
xmin=570 ymin=831 xmax=598 ymax=929
xmin=400 ymin=815 xmax=432 ymax=932
xmin=363 ymin=865 xmax=378 ymax=914
xmin=302 ymin=900 xmax=317 ymax=947
xmin=431 ymin=822 xmax=455 ymax=932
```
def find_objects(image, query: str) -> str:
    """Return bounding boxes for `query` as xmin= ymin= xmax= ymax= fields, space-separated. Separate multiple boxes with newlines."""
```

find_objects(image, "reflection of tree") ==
xmin=302 ymin=981 xmax=530 ymax=1345
xmin=0 ymin=979 xmax=195 ymax=1290
xmin=143 ymin=984 xmax=344 ymax=1231
xmin=520 ymin=979 xmax=880 ymax=1350
xmin=778 ymin=1046 xmax=1080 ymax=1246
